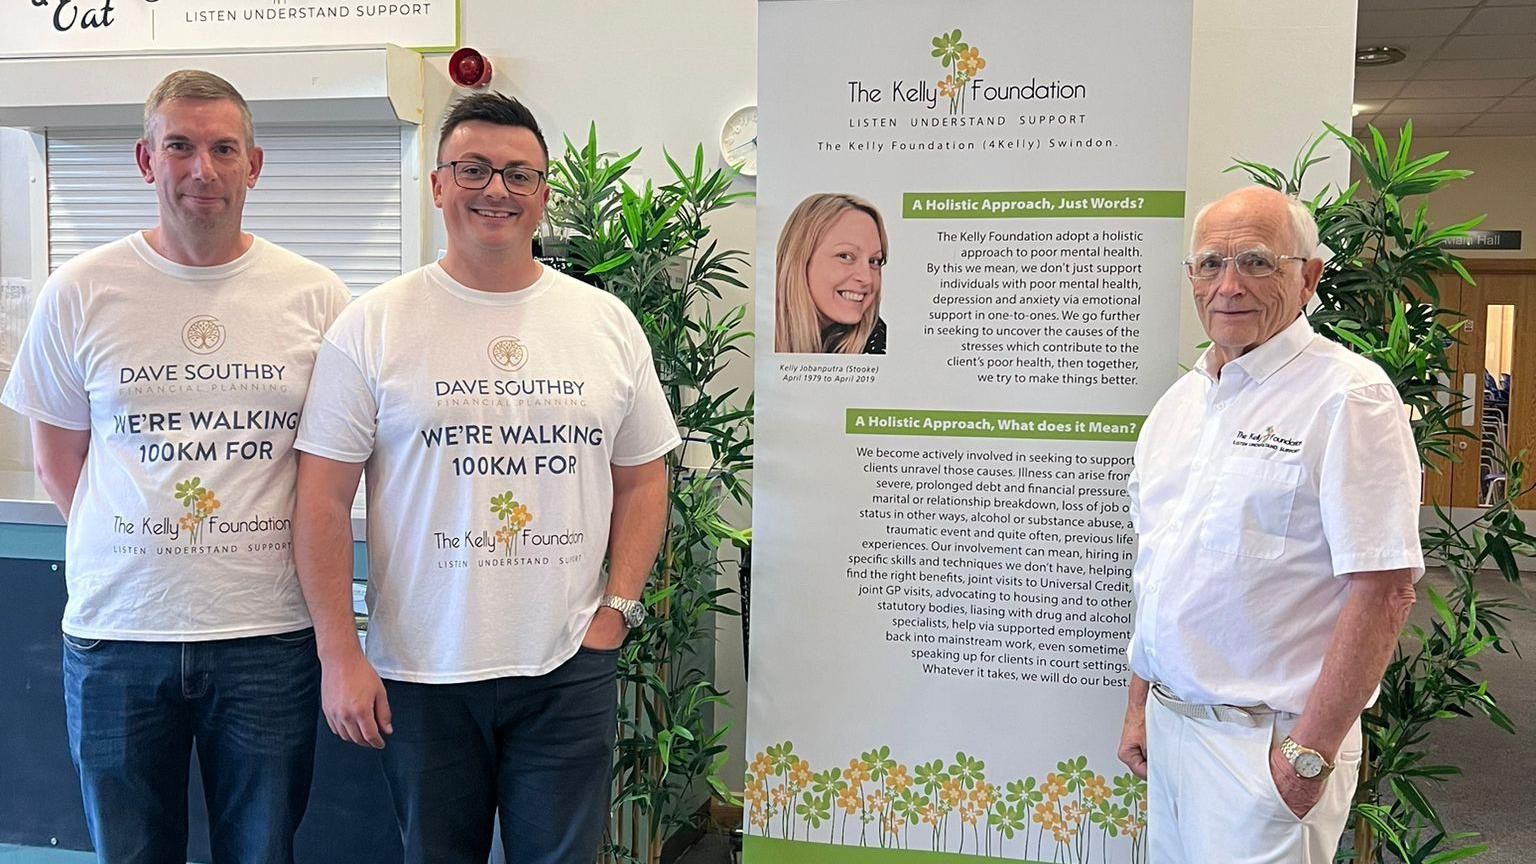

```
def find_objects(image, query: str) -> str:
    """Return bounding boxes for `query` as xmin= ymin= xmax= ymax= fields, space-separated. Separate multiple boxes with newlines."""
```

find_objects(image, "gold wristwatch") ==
xmin=1280 ymin=736 xmax=1333 ymax=781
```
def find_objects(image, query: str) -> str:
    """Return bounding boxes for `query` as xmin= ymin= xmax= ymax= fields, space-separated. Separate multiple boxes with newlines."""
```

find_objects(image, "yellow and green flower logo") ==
xmin=932 ymin=29 xmax=988 ymax=115
xmin=489 ymin=490 xmax=533 ymax=554
xmin=746 ymin=743 xmax=1146 ymax=862
xmin=173 ymin=477 xmax=220 ymax=545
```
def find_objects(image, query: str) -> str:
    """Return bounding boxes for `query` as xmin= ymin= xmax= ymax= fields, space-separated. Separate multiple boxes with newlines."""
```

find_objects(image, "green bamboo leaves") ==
xmin=547 ymin=126 xmax=753 ymax=863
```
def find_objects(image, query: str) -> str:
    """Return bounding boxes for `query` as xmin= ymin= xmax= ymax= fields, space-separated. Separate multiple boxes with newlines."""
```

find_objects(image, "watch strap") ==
xmin=1280 ymin=736 xmax=1333 ymax=780
xmin=601 ymin=594 xmax=646 ymax=628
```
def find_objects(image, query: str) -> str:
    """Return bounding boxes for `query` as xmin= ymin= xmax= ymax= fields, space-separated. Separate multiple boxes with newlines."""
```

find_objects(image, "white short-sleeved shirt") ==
xmin=0 ymin=233 xmax=350 ymax=640
xmin=294 ymin=263 xmax=680 ymax=683
xmin=1127 ymin=315 xmax=1424 ymax=714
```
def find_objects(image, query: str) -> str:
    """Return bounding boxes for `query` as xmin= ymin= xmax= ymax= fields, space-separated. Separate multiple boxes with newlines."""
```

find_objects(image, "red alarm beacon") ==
xmin=448 ymin=47 xmax=493 ymax=89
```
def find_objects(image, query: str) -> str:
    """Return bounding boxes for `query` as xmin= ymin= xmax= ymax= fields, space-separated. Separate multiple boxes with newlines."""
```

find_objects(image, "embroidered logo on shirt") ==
xmin=488 ymin=336 xmax=529 ymax=372
xmin=182 ymin=315 xmax=225 ymax=355
xmin=1233 ymin=425 xmax=1302 ymax=453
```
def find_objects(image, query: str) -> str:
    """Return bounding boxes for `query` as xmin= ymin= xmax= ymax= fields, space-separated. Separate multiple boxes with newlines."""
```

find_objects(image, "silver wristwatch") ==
xmin=601 ymin=594 xmax=647 ymax=629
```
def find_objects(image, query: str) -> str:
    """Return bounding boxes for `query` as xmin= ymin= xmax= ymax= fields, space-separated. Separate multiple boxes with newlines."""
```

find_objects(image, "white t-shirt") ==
xmin=1126 ymin=315 xmax=1425 ymax=714
xmin=294 ymin=263 xmax=680 ymax=683
xmin=1 ymin=233 xmax=350 ymax=640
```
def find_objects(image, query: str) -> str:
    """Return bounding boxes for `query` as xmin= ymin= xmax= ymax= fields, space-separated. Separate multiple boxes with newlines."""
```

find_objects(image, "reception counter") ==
xmin=0 ymin=483 xmax=397 ymax=863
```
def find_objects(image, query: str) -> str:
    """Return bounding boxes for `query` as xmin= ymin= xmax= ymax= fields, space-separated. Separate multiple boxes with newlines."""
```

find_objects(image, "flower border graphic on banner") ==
xmin=746 ymin=742 xmax=1147 ymax=863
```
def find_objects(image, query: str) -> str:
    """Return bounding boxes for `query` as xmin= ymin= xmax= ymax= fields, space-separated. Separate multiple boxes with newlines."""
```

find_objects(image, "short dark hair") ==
xmin=437 ymin=92 xmax=549 ymax=163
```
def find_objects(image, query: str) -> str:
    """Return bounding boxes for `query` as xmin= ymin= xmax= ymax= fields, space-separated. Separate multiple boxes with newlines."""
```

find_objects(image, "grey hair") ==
xmin=1283 ymin=195 xmax=1319 ymax=258
xmin=1190 ymin=189 xmax=1319 ymax=259
xmin=143 ymin=70 xmax=255 ymax=149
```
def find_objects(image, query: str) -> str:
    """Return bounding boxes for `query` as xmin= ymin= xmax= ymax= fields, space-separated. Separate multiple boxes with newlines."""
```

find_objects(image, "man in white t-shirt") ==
xmin=1116 ymin=187 xmax=1423 ymax=862
xmin=293 ymin=92 xmax=679 ymax=864
xmin=1 ymin=71 xmax=349 ymax=863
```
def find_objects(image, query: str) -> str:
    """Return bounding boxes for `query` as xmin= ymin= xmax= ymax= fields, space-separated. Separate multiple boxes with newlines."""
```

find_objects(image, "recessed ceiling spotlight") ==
xmin=1356 ymin=46 xmax=1407 ymax=67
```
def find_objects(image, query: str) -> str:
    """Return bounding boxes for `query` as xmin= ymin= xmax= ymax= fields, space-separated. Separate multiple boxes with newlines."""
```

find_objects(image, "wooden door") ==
xmin=1447 ymin=261 xmax=1536 ymax=511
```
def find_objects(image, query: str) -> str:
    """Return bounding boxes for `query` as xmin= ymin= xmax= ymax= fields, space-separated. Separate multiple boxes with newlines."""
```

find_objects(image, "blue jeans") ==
xmin=378 ymin=647 xmax=619 ymax=864
xmin=61 ymin=629 xmax=321 ymax=864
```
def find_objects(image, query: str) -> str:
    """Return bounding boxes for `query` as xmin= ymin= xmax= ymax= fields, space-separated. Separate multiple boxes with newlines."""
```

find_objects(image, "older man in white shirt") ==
xmin=1116 ymin=186 xmax=1422 ymax=862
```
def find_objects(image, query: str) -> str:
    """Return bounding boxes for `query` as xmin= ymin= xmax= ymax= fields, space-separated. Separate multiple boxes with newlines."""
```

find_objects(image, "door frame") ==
xmin=1432 ymin=257 xmax=1536 ymax=571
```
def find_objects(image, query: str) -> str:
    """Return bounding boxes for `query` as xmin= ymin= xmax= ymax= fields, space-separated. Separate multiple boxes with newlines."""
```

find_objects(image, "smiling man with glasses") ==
xmin=290 ymin=92 xmax=678 ymax=864
xmin=1117 ymin=186 xmax=1423 ymax=862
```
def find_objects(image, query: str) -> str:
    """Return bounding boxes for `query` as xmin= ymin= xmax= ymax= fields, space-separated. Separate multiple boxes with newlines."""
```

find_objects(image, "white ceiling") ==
xmin=1355 ymin=0 xmax=1536 ymax=137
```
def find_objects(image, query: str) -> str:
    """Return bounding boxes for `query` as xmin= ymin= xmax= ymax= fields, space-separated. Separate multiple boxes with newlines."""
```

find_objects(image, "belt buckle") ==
xmin=1215 ymin=704 xmax=1258 ymax=726
xmin=1154 ymin=683 xmax=1262 ymax=727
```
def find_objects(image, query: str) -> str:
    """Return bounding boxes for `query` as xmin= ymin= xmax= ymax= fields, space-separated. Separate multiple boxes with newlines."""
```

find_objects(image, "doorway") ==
xmin=1425 ymin=260 xmax=1536 ymax=513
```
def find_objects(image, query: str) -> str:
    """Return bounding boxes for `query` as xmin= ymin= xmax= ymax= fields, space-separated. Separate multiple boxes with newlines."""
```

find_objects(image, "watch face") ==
xmin=1295 ymin=752 xmax=1325 ymax=779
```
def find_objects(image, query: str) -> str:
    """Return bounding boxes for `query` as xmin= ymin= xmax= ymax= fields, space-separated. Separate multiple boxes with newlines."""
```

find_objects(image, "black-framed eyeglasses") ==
xmin=437 ymin=160 xmax=547 ymax=195
xmin=1184 ymin=249 xmax=1309 ymax=281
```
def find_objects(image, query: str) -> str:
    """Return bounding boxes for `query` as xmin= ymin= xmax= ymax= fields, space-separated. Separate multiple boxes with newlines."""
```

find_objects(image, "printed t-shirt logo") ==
xmin=1232 ymin=425 xmax=1302 ymax=454
xmin=488 ymin=336 xmax=528 ymax=372
xmin=174 ymin=477 xmax=221 ymax=544
xmin=489 ymin=490 xmax=534 ymax=554
xmin=182 ymin=315 xmax=226 ymax=355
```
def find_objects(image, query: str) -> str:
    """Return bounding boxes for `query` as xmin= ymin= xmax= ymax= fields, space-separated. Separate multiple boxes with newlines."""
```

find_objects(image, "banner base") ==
xmin=744 ymin=835 xmax=1054 ymax=864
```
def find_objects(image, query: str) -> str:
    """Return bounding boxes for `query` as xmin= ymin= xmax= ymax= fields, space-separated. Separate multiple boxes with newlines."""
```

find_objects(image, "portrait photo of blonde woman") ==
xmin=774 ymin=193 xmax=888 ymax=354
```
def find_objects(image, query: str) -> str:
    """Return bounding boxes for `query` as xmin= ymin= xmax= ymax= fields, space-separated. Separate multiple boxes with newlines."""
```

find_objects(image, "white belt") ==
xmin=1151 ymin=683 xmax=1279 ymax=728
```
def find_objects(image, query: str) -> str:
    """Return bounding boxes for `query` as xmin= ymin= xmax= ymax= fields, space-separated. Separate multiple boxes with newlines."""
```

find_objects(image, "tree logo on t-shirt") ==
xmin=489 ymin=490 xmax=534 ymax=554
xmin=182 ymin=315 xmax=226 ymax=355
xmin=488 ymin=336 xmax=528 ymax=372
xmin=173 ymin=477 xmax=221 ymax=545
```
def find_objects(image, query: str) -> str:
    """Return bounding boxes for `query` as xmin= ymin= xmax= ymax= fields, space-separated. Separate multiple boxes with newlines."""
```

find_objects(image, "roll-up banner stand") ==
xmin=749 ymin=2 xmax=1192 ymax=861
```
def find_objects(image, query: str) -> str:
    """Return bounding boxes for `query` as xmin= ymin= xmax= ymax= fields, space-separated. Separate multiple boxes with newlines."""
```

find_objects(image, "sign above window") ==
xmin=1 ymin=0 xmax=457 ymax=57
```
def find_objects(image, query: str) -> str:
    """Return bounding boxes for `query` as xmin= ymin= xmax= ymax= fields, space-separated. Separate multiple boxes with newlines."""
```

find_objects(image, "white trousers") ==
xmin=1145 ymin=693 xmax=1362 ymax=863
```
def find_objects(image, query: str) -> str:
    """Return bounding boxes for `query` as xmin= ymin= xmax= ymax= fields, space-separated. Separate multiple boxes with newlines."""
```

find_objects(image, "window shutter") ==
xmin=46 ymin=125 xmax=403 ymax=292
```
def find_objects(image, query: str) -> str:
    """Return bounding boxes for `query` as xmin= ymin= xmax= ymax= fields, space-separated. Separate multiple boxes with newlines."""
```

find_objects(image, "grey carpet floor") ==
xmin=1398 ymin=567 xmax=1535 ymax=864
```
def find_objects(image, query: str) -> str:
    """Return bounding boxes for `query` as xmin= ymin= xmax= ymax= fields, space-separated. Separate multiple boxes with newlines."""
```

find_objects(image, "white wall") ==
xmin=1180 ymin=0 xmax=1359 ymax=369
xmin=427 ymin=0 xmax=759 ymax=277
